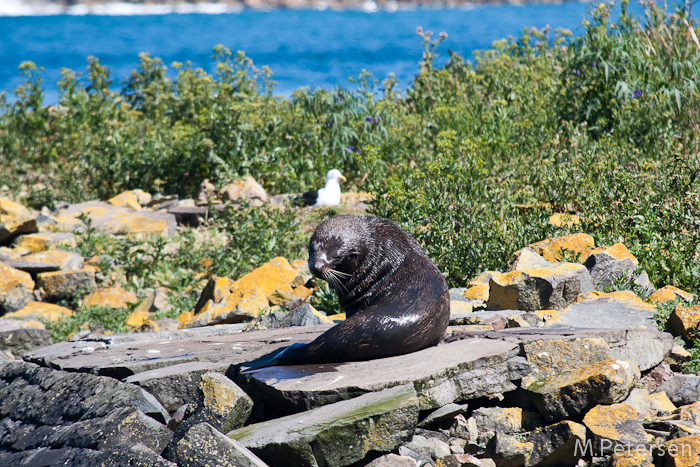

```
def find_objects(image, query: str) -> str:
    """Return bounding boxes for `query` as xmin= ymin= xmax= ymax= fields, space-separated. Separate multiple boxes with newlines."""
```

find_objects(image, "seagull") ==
xmin=302 ymin=169 xmax=346 ymax=208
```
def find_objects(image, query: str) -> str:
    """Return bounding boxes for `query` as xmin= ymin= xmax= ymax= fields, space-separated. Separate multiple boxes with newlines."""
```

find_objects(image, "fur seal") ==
xmin=261 ymin=215 xmax=450 ymax=366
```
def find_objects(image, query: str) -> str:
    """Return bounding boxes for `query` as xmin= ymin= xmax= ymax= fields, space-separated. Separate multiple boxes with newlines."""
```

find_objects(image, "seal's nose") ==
xmin=308 ymin=251 xmax=328 ymax=277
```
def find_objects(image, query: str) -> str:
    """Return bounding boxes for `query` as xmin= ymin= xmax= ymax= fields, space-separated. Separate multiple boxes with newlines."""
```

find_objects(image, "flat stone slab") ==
xmin=228 ymin=384 xmax=420 ymax=467
xmin=234 ymin=337 xmax=527 ymax=416
xmin=449 ymin=325 xmax=673 ymax=372
xmin=24 ymin=325 xmax=334 ymax=379
xmin=546 ymin=295 xmax=657 ymax=329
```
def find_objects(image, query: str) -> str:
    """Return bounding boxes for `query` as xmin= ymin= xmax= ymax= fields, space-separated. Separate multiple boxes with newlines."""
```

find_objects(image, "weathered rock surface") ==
xmin=234 ymin=336 xmax=529 ymax=416
xmin=9 ymin=248 xmax=83 ymax=273
xmin=667 ymin=304 xmax=700 ymax=343
xmin=525 ymin=420 xmax=587 ymax=467
xmin=582 ymin=403 xmax=648 ymax=455
xmin=487 ymin=263 xmax=593 ymax=311
xmin=83 ymin=285 xmax=138 ymax=309
xmin=228 ymin=384 xmax=419 ymax=467
xmin=0 ymin=360 xmax=174 ymax=464
xmin=13 ymin=231 xmax=77 ymax=253
xmin=584 ymin=243 xmax=639 ymax=291
xmin=37 ymin=267 xmax=97 ymax=301
xmin=174 ymin=372 xmax=253 ymax=436
xmin=5 ymin=301 xmax=74 ymax=324
xmin=545 ymin=291 xmax=658 ymax=330
xmin=55 ymin=201 xmax=177 ymax=237
xmin=526 ymin=359 xmax=640 ymax=422
xmin=528 ymin=233 xmax=595 ymax=263
xmin=504 ymin=247 xmax=552 ymax=273
xmin=125 ymin=361 xmax=231 ymax=413
xmin=657 ymin=373 xmax=700 ymax=406
xmin=0 ymin=214 xmax=38 ymax=245
xmin=0 ymin=262 xmax=35 ymax=314
xmin=0 ymin=328 xmax=52 ymax=356
xmin=168 ymin=422 xmax=269 ymax=467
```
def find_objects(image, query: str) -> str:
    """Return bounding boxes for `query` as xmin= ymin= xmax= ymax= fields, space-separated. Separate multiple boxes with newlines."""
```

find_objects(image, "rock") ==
xmin=526 ymin=359 xmax=640 ymax=422
xmin=232 ymin=257 xmax=301 ymax=298
xmin=229 ymin=384 xmax=419 ymax=467
xmin=279 ymin=304 xmax=334 ymax=327
xmin=487 ymin=263 xmax=593 ymax=311
xmin=4 ymin=301 xmax=73 ymax=323
xmin=622 ymin=388 xmax=656 ymax=420
xmin=507 ymin=313 xmax=543 ymax=328
xmin=45 ymin=405 xmax=173 ymax=453
xmin=584 ymin=243 xmax=638 ymax=291
xmin=544 ymin=290 xmax=658 ymax=330
xmin=464 ymin=285 xmax=490 ymax=302
xmin=486 ymin=431 xmax=532 ymax=467
xmin=37 ymin=267 xmax=96 ymax=301
xmin=182 ymin=372 xmax=253 ymax=434
xmin=154 ymin=318 xmax=180 ymax=331
xmin=639 ymin=363 xmax=674 ymax=393
xmin=665 ymin=344 xmax=692 ymax=371
xmin=168 ymin=205 xmax=209 ymax=227
xmin=649 ymin=391 xmax=677 ymax=415
xmin=235 ymin=337 xmax=529 ymax=417
xmin=663 ymin=436 xmax=700 ymax=467
xmin=186 ymin=284 xmax=268 ymax=328
xmin=0 ymin=262 xmax=35 ymax=314
xmin=444 ymin=326 xmax=672 ymax=373
xmin=83 ymin=285 xmax=138 ymax=309
xmin=528 ymin=233 xmax=596 ymax=264
xmin=525 ymin=420 xmax=587 ymax=467
xmin=124 ymin=361 xmax=230 ymax=414
xmin=680 ymin=401 xmax=700 ymax=426
xmin=107 ymin=189 xmax=150 ymax=211
xmin=610 ymin=448 xmax=653 ymax=467
xmin=657 ymin=374 xmax=700 ymax=406
xmin=219 ymin=176 xmax=268 ymax=207
xmin=471 ymin=407 xmax=542 ymax=434
xmin=0 ymin=197 xmax=31 ymax=222
xmin=9 ymin=248 xmax=83 ymax=273
xmin=168 ymin=422 xmax=269 ymax=467
xmin=134 ymin=287 xmax=174 ymax=314
xmin=126 ymin=308 xmax=154 ymax=330
xmin=401 ymin=434 xmax=452 ymax=464
xmin=0 ymin=214 xmax=38 ymax=245
xmin=469 ymin=271 xmax=502 ymax=287
xmin=418 ymin=403 xmax=469 ymax=428
xmin=520 ymin=337 xmax=614 ymax=387
xmin=243 ymin=312 xmax=287 ymax=331
xmin=0 ymin=328 xmax=53 ymax=355
xmin=667 ymin=304 xmax=700 ymax=343
xmin=12 ymin=231 xmax=77 ymax=253
xmin=582 ymin=403 xmax=648 ymax=455
xmin=367 ymin=453 xmax=418 ymax=466
xmin=632 ymin=270 xmax=656 ymax=297
xmin=547 ymin=212 xmax=580 ymax=227
xmin=55 ymin=201 xmax=176 ymax=238
xmin=0 ymin=317 xmax=45 ymax=331
xmin=504 ymin=247 xmax=551 ymax=273
xmin=648 ymin=285 xmax=694 ymax=304
xmin=436 ymin=454 xmax=495 ymax=467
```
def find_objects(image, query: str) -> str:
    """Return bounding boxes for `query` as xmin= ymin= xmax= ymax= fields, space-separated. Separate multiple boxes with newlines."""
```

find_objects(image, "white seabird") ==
xmin=302 ymin=169 xmax=346 ymax=208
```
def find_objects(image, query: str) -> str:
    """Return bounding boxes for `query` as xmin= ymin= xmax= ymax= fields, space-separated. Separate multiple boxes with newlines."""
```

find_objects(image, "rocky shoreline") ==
xmin=2 ymin=185 xmax=700 ymax=466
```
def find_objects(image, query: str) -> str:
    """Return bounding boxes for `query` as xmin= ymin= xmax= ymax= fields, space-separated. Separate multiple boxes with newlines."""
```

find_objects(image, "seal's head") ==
xmin=308 ymin=215 xmax=369 ymax=292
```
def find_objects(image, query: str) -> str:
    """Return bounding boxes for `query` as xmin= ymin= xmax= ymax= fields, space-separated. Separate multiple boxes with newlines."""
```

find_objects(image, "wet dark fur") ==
xmin=265 ymin=215 xmax=450 ymax=365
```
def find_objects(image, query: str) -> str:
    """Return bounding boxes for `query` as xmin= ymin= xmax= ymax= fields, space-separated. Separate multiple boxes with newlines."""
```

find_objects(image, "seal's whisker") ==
xmin=328 ymin=268 xmax=352 ymax=278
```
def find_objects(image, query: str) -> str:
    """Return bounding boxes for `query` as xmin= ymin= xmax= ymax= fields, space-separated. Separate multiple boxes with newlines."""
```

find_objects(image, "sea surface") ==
xmin=0 ymin=1 xmax=657 ymax=104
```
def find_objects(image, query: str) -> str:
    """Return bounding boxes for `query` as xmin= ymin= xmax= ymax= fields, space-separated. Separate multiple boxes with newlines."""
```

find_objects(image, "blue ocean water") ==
xmin=0 ymin=2 xmax=656 ymax=104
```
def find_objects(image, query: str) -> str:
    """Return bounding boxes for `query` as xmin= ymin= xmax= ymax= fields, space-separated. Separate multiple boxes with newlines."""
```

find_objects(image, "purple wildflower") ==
xmin=356 ymin=149 xmax=361 ymax=154
xmin=347 ymin=146 xmax=353 ymax=152
xmin=374 ymin=117 xmax=379 ymax=124
xmin=575 ymin=70 xmax=580 ymax=76
xmin=366 ymin=117 xmax=373 ymax=122
xmin=634 ymin=89 xmax=642 ymax=98
xmin=337 ymin=94 xmax=343 ymax=101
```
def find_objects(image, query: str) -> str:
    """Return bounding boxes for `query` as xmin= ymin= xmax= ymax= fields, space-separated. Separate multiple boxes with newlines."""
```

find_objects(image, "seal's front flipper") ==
xmin=239 ymin=342 xmax=310 ymax=372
